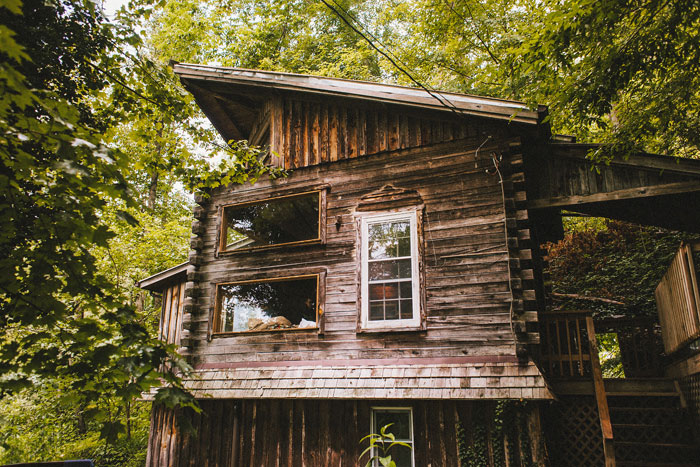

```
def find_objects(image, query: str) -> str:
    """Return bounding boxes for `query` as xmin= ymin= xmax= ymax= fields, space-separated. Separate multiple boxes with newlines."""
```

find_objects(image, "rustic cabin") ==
xmin=139 ymin=65 xmax=700 ymax=466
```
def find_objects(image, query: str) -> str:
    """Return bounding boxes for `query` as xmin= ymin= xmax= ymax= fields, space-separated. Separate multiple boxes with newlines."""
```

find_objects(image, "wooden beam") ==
xmin=248 ymin=105 xmax=271 ymax=146
xmin=529 ymin=180 xmax=700 ymax=209
xmin=586 ymin=316 xmax=616 ymax=467
xmin=185 ymin=81 xmax=244 ymax=142
xmin=551 ymin=144 xmax=700 ymax=176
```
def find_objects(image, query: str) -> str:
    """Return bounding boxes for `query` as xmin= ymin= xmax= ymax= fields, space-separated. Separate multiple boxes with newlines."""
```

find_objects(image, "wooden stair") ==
xmin=607 ymin=390 xmax=699 ymax=467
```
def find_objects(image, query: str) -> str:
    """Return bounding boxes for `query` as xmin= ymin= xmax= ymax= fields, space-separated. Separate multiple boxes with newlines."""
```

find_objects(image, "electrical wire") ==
xmin=318 ymin=0 xmax=467 ymax=119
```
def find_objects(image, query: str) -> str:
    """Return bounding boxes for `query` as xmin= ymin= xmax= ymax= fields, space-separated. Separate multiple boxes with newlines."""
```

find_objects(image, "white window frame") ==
xmin=360 ymin=210 xmax=421 ymax=330
xmin=370 ymin=407 xmax=415 ymax=467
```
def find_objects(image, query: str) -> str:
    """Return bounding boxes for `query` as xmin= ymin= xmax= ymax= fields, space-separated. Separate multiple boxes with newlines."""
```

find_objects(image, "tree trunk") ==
xmin=147 ymin=171 xmax=158 ymax=210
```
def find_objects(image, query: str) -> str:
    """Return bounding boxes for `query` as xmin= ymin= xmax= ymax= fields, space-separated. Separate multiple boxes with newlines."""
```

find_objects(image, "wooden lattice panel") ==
xmin=679 ymin=373 xmax=700 ymax=440
xmin=543 ymin=396 xmax=604 ymax=467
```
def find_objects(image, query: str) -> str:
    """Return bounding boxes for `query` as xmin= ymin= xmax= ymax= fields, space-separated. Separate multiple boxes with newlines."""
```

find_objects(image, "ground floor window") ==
xmin=213 ymin=275 xmax=319 ymax=333
xmin=371 ymin=407 xmax=414 ymax=467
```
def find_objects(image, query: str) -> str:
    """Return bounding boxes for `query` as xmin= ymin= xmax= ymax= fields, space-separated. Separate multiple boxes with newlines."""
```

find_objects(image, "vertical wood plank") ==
xmin=366 ymin=110 xmax=378 ymax=154
xmin=270 ymin=96 xmax=283 ymax=167
xmin=389 ymin=113 xmax=400 ymax=150
xmin=292 ymin=400 xmax=303 ymax=466
xmin=586 ymin=316 xmax=616 ymax=467
xmin=239 ymin=401 xmax=252 ymax=467
xmin=347 ymin=107 xmax=357 ymax=159
xmin=283 ymin=98 xmax=292 ymax=169
xmin=330 ymin=105 xmax=339 ymax=162
xmin=408 ymin=116 xmax=420 ymax=147
xmin=399 ymin=114 xmax=409 ymax=149
xmin=292 ymin=100 xmax=302 ymax=169
xmin=422 ymin=118 xmax=432 ymax=146
xmin=339 ymin=107 xmax=347 ymax=159
xmin=310 ymin=103 xmax=320 ymax=166
xmin=357 ymin=108 xmax=366 ymax=156
xmin=319 ymin=104 xmax=329 ymax=163
xmin=378 ymin=111 xmax=388 ymax=152
xmin=301 ymin=101 xmax=309 ymax=168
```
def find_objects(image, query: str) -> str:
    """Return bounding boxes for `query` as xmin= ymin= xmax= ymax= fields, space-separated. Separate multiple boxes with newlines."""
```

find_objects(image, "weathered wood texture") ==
xmin=655 ymin=243 xmax=700 ymax=354
xmin=169 ymin=361 xmax=551 ymax=400
xmin=526 ymin=143 xmax=700 ymax=234
xmin=269 ymin=95 xmax=506 ymax=170
xmin=177 ymin=137 xmax=545 ymax=395
xmin=159 ymin=282 xmax=185 ymax=346
xmin=146 ymin=399 xmax=547 ymax=467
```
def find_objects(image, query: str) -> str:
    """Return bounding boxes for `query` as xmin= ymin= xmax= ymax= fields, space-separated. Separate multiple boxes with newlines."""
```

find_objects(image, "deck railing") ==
xmin=655 ymin=242 xmax=700 ymax=355
xmin=540 ymin=311 xmax=616 ymax=466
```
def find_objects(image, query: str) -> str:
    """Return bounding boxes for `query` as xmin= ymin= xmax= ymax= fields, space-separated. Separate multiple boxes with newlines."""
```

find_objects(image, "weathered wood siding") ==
xmin=159 ymin=282 xmax=185 ymax=346
xmin=180 ymin=134 xmax=541 ymax=394
xmin=146 ymin=399 xmax=547 ymax=467
xmin=268 ymin=95 xmax=510 ymax=170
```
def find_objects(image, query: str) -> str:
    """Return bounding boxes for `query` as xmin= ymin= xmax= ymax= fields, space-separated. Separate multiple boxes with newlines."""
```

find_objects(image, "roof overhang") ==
xmin=137 ymin=262 xmax=188 ymax=292
xmin=527 ymin=143 xmax=700 ymax=236
xmin=172 ymin=63 xmax=546 ymax=144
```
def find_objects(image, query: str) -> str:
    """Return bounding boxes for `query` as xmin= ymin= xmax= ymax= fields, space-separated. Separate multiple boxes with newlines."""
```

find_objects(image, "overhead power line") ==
xmin=318 ymin=0 xmax=467 ymax=119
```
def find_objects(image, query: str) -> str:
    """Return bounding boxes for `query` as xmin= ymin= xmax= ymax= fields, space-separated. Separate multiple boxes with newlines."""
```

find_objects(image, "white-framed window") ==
xmin=360 ymin=210 xmax=421 ymax=329
xmin=370 ymin=407 xmax=415 ymax=467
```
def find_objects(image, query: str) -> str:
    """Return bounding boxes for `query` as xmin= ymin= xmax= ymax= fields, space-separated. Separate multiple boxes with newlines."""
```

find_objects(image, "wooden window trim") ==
xmin=216 ymin=189 xmax=326 ymax=256
xmin=210 ymin=272 xmax=326 ymax=337
xmin=370 ymin=406 xmax=415 ymax=467
xmin=358 ymin=210 xmax=424 ymax=332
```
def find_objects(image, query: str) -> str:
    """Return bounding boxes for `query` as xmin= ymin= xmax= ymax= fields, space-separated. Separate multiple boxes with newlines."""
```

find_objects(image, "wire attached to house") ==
xmin=318 ymin=0 xmax=466 ymax=119
xmin=489 ymin=150 xmax=518 ymax=341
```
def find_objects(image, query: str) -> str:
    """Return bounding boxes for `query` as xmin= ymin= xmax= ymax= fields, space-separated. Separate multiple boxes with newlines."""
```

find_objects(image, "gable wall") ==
xmin=268 ymin=93 xmax=507 ymax=169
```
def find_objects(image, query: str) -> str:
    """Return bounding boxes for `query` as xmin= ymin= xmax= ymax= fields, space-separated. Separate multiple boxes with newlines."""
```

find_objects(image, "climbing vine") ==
xmin=456 ymin=401 xmax=537 ymax=467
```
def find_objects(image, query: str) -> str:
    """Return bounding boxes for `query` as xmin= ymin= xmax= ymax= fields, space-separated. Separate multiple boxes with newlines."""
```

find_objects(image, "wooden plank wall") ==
xmin=181 ymin=137 xmax=537 ymax=369
xmin=655 ymin=243 xmax=700 ymax=354
xmin=146 ymin=399 xmax=546 ymax=467
xmin=269 ymin=96 xmax=497 ymax=169
xmin=528 ymin=146 xmax=693 ymax=205
xmin=159 ymin=282 xmax=185 ymax=346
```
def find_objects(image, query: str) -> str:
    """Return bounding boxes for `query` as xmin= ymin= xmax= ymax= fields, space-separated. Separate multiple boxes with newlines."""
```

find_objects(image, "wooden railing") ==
xmin=540 ymin=311 xmax=616 ymax=466
xmin=540 ymin=311 xmax=593 ymax=378
xmin=655 ymin=242 xmax=700 ymax=355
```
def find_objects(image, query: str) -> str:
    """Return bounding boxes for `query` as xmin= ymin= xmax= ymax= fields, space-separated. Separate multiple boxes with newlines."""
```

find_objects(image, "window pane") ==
xmin=385 ymin=300 xmax=399 ymax=320
xmin=399 ymin=282 xmax=412 ymax=299
xmin=398 ymin=259 xmax=412 ymax=279
xmin=383 ymin=283 xmax=398 ymax=299
xmin=369 ymin=261 xmax=399 ymax=281
xmin=369 ymin=302 xmax=384 ymax=321
xmin=388 ymin=444 xmax=412 ymax=467
xmin=374 ymin=410 xmax=411 ymax=440
xmin=218 ymin=277 xmax=317 ymax=332
xmin=400 ymin=299 xmax=413 ymax=319
xmin=368 ymin=221 xmax=410 ymax=259
xmin=369 ymin=284 xmax=384 ymax=300
xmin=223 ymin=192 xmax=319 ymax=250
xmin=398 ymin=236 xmax=411 ymax=257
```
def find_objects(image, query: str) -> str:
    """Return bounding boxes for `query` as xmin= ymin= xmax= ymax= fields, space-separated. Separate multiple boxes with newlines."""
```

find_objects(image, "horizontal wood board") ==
xmin=179 ymin=137 xmax=547 ymax=394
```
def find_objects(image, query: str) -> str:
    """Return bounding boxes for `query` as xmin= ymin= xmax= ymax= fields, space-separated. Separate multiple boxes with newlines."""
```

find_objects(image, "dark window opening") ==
xmin=214 ymin=276 xmax=318 ymax=333
xmin=221 ymin=191 xmax=320 ymax=252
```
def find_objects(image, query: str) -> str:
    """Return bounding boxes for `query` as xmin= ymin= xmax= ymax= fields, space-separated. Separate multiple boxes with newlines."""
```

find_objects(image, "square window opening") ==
xmin=214 ymin=275 xmax=319 ymax=333
xmin=370 ymin=407 xmax=414 ymax=467
xmin=220 ymin=191 xmax=321 ymax=252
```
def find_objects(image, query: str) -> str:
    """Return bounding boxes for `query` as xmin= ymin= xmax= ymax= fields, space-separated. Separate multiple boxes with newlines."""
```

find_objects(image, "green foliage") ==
xmin=513 ymin=0 xmax=700 ymax=159
xmin=360 ymin=423 xmax=411 ymax=467
xmin=456 ymin=401 xmax=535 ymax=467
xmin=0 ymin=380 xmax=150 ymax=466
xmin=547 ymin=219 xmax=700 ymax=316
